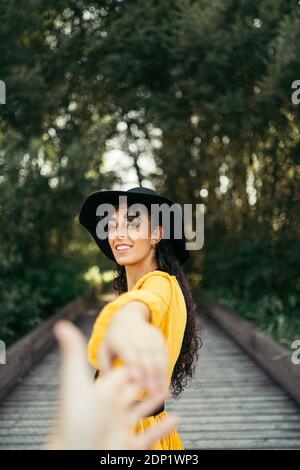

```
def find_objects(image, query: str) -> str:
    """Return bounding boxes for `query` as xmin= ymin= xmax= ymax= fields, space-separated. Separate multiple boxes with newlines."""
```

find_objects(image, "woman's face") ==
xmin=107 ymin=203 xmax=162 ymax=266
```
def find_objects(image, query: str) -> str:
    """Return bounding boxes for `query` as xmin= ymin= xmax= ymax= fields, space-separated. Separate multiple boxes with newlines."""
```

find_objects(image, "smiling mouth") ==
xmin=115 ymin=244 xmax=133 ymax=252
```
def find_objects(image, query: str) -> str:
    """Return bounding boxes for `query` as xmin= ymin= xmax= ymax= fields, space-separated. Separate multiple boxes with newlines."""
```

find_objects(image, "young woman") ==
xmin=79 ymin=187 xmax=201 ymax=450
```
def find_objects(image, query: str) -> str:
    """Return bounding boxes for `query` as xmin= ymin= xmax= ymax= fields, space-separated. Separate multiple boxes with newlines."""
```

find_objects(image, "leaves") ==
xmin=0 ymin=0 xmax=299 ymax=345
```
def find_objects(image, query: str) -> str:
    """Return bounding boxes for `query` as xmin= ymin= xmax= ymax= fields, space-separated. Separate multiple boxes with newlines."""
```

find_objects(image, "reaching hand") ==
xmin=99 ymin=303 xmax=169 ymax=393
xmin=44 ymin=320 xmax=178 ymax=450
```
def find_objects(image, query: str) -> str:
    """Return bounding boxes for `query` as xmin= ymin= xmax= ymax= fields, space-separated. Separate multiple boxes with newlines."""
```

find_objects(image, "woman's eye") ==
xmin=128 ymin=220 xmax=140 ymax=228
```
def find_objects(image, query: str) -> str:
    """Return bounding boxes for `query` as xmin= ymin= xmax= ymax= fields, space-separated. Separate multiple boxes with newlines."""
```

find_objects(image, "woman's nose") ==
xmin=116 ymin=222 xmax=128 ymax=238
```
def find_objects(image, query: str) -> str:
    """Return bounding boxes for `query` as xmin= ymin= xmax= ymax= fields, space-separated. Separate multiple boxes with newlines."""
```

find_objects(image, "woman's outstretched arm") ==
xmin=90 ymin=274 xmax=172 ymax=393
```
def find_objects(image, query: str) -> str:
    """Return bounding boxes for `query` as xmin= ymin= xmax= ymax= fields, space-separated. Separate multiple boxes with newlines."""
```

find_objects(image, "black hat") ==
xmin=79 ymin=186 xmax=190 ymax=265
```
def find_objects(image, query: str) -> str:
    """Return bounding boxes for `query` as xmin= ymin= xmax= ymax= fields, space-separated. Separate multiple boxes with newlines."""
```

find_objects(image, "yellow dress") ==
xmin=87 ymin=269 xmax=187 ymax=450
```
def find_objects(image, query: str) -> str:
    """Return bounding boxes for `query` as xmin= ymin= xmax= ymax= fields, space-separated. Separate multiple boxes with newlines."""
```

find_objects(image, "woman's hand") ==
xmin=99 ymin=301 xmax=169 ymax=393
xmin=44 ymin=320 xmax=178 ymax=450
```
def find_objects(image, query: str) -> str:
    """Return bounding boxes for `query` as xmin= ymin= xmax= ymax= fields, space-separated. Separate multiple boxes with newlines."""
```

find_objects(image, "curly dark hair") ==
xmin=113 ymin=236 xmax=202 ymax=399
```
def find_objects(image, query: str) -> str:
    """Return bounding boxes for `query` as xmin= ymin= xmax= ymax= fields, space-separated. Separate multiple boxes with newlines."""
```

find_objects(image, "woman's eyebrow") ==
xmin=107 ymin=212 xmax=139 ymax=222
xmin=127 ymin=212 xmax=139 ymax=219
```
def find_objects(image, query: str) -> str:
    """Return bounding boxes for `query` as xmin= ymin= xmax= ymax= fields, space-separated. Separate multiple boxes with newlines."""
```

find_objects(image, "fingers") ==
xmin=53 ymin=320 xmax=90 ymax=386
xmin=98 ymin=321 xmax=169 ymax=393
xmin=118 ymin=382 xmax=141 ymax=408
xmin=142 ymin=337 xmax=169 ymax=391
xmin=98 ymin=340 xmax=114 ymax=373
xmin=96 ymin=366 xmax=132 ymax=398
xmin=134 ymin=414 xmax=179 ymax=450
xmin=53 ymin=320 xmax=86 ymax=355
xmin=129 ymin=387 xmax=170 ymax=424
xmin=127 ymin=331 xmax=169 ymax=393
xmin=96 ymin=366 xmax=144 ymax=411
xmin=97 ymin=366 xmax=169 ymax=422
xmin=52 ymin=320 xmax=91 ymax=433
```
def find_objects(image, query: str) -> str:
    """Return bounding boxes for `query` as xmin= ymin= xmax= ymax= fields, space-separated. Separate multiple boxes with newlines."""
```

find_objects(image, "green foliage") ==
xmin=206 ymin=286 xmax=300 ymax=348
xmin=0 ymin=254 xmax=90 ymax=347
xmin=0 ymin=0 xmax=299 ymax=345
